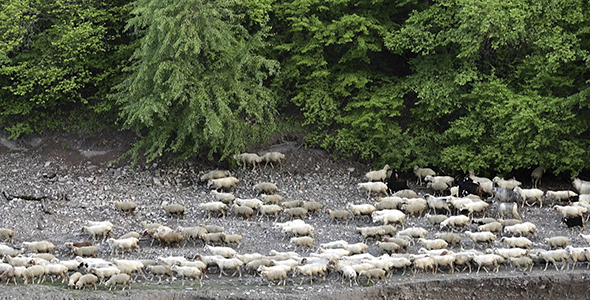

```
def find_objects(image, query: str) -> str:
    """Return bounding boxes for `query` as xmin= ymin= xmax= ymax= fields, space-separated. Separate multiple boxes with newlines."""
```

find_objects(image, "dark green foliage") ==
xmin=113 ymin=0 xmax=279 ymax=163
xmin=0 ymin=0 xmax=133 ymax=137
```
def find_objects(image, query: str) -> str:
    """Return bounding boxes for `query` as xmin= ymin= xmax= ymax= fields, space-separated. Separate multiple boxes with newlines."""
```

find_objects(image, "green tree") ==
xmin=385 ymin=0 xmax=590 ymax=175
xmin=270 ymin=0 xmax=419 ymax=163
xmin=0 ymin=0 xmax=132 ymax=137
xmin=113 ymin=0 xmax=279 ymax=163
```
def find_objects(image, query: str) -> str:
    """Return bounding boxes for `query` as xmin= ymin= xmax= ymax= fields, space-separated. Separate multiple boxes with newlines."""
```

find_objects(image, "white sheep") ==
xmin=414 ymin=166 xmax=436 ymax=185
xmin=208 ymin=176 xmax=240 ymax=191
xmin=553 ymin=205 xmax=587 ymax=218
xmin=544 ymin=236 xmax=570 ymax=249
xmin=200 ymin=170 xmax=230 ymax=182
xmin=372 ymin=209 xmax=406 ymax=227
xmin=503 ymin=222 xmax=537 ymax=237
xmin=439 ymin=215 xmax=470 ymax=231
xmin=257 ymin=204 xmax=283 ymax=221
xmin=572 ymin=177 xmax=590 ymax=194
xmin=492 ymin=247 xmax=527 ymax=259
xmin=531 ymin=166 xmax=543 ymax=188
xmin=498 ymin=201 xmax=521 ymax=220
xmin=89 ymin=266 xmax=121 ymax=284
xmin=412 ymin=256 xmax=436 ymax=278
xmin=343 ymin=243 xmax=369 ymax=254
xmin=326 ymin=209 xmax=350 ymax=225
xmin=459 ymin=201 xmax=489 ymax=218
xmin=546 ymin=190 xmax=578 ymax=204
xmin=424 ymin=194 xmax=451 ymax=215
xmin=104 ymin=273 xmax=131 ymax=290
xmin=235 ymin=153 xmax=262 ymax=170
xmin=539 ymin=249 xmax=570 ymax=271
xmin=257 ymin=265 xmax=287 ymax=286
xmin=477 ymin=221 xmax=503 ymax=233
xmin=365 ymin=164 xmax=390 ymax=182
xmin=176 ymin=226 xmax=207 ymax=246
xmin=499 ymin=236 xmax=532 ymax=249
xmin=214 ymin=257 xmax=244 ymax=278
xmin=426 ymin=214 xmax=448 ymax=226
xmin=75 ymin=273 xmax=98 ymax=290
xmin=393 ymin=189 xmax=419 ymax=198
xmin=170 ymin=265 xmax=203 ymax=287
xmin=112 ymin=259 xmax=145 ymax=279
xmin=210 ymin=190 xmax=235 ymax=204
xmin=293 ymin=262 xmax=328 ymax=284
xmin=357 ymin=182 xmax=389 ymax=199
xmin=0 ymin=228 xmax=15 ymax=243
xmin=509 ymin=256 xmax=533 ymax=272
xmin=234 ymin=198 xmax=263 ymax=209
xmin=375 ymin=196 xmax=403 ymax=210
xmin=376 ymin=241 xmax=401 ymax=254
xmin=254 ymin=182 xmax=278 ymax=194
xmin=418 ymin=238 xmax=448 ymax=250
xmin=42 ymin=263 xmax=69 ymax=283
xmin=220 ymin=233 xmax=243 ymax=248
xmin=514 ymin=186 xmax=544 ymax=208
xmin=565 ymin=246 xmax=589 ymax=270
xmin=401 ymin=198 xmax=428 ymax=217
xmin=199 ymin=201 xmax=228 ymax=219
xmin=434 ymin=232 xmax=462 ymax=247
xmin=493 ymin=177 xmax=522 ymax=189
xmin=358 ymin=268 xmax=386 ymax=284
xmin=205 ymin=245 xmax=237 ymax=258
xmin=426 ymin=181 xmax=450 ymax=196
xmin=424 ymin=175 xmax=455 ymax=186
xmin=261 ymin=194 xmax=283 ymax=205
xmin=107 ymin=237 xmax=140 ymax=256
xmin=261 ymin=152 xmax=285 ymax=168
xmin=398 ymin=226 xmax=428 ymax=238
xmin=68 ymin=272 xmax=83 ymax=288
xmin=465 ymin=231 xmax=496 ymax=247
xmin=22 ymin=241 xmax=55 ymax=254
xmin=473 ymin=254 xmax=504 ymax=274
xmin=160 ymin=203 xmax=185 ymax=217
xmin=290 ymin=236 xmax=314 ymax=249
xmin=468 ymin=171 xmax=494 ymax=195
xmin=347 ymin=203 xmax=377 ymax=221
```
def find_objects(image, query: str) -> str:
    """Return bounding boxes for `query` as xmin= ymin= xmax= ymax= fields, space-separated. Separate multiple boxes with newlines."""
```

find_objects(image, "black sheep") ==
xmin=562 ymin=216 xmax=585 ymax=231
xmin=386 ymin=169 xmax=410 ymax=194
xmin=457 ymin=176 xmax=482 ymax=198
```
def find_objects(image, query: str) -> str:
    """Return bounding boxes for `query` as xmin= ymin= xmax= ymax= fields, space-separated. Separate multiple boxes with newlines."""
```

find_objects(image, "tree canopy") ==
xmin=1 ymin=0 xmax=589 ymax=175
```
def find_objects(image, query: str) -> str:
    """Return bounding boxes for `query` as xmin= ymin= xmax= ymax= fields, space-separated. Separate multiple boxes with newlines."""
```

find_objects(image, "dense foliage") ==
xmin=1 ymin=0 xmax=589 ymax=175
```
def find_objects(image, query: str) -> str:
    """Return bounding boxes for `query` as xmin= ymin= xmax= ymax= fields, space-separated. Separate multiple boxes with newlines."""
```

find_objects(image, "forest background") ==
xmin=1 ymin=0 xmax=589 ymax=177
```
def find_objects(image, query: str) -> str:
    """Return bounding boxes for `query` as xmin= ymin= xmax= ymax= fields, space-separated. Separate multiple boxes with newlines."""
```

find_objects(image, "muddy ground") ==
xmin=0 ymin=130 xmax=589 ymax=300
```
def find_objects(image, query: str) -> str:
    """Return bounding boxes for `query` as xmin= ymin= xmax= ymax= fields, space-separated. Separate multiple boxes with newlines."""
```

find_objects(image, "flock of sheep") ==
xmin=2 ymin=151 xmax=590 ymax=291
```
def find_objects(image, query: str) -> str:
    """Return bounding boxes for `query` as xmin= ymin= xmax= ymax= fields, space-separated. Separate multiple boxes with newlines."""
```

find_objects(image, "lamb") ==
xmin=114 ymin=201 xmax=138 ymax=214
xmin=418 ymin=238 xmax=448 ymax=250
xmin=326 ymin=209 xmax=350 ymax=225
xmin=235 ymin=153 xmax=262 ymax=170
xmin=205 ymin=245 xmax=237 ymax=258
xmin=284 ymin=207 xmax=308 ymax=220
xmin=170 ymin=265 xmax=203 ymax=287
xmin=261 ymin=152 xmax=286 ymax=169
xmin=257 ymin=265 xmax=287 ymax=286
xmin=22 ymin=241 xmax=55 ymax=254
xmin=539 ymin=249 xmax=570 ymax=271
xmin=401 ymin=198 xmax=427 ymax=217
xmin=161 ymin=203 xmax=185 ymax=217
xmin=477 ymin=221 xmax=502 ymax=233
xmin=424 ymin=195 xmax=452 ymax=215
xmin=546 ymin=190 xmax=578 ymax=204
xmin=572 ymin=177 xmax=590 ymax=194
xmin=357 ymin=182 xmax=389 ymax=199
xmin=75 ymin=274 xmax=98 ymax=290
xmin=290 ymin=236 xmax=314 ymax=249
xmin=365 ymin=164 xmax=390 ymax=182
xmin=104 ymin=273 xmax=131 ymax=290
xmin=398 ymin=226 xmax=428 ymax=239
xmin=200 ymin=170 xmax=230 ymax=182
xmin=200 ymin=202 xmax=228 ymax=219
xmin=254 ymin=182 xmax=278 ymax=194
xmin=498 ymin=201 xmax=521 ymax=220
xmin=493 ymin=177 xmax=522 ymax=189
xmin=413 ymin=165 xmax=436 ymax=185
xmin=503 ymin=222 xmax=537 ymax=237
xmin=500 ymin=236 xmax=532 ymax=249
xmin=107 ymin=237 xmax=140 ymax=256
xmin=514 ymin=187 xmax=544 ymax=208
xmin=531 ymin=166 xmax=543 ymax=188
xmin=210 ymin=190 xmax=235 ymax=205
xmin=261 ymin=194 xmax=283 ymax=205
xmin=434 ymin=232 xmax=462 ymax=247
xmin=347 ymin=203 xmax=377 ymax=221
xmin=358 ymin=268 xmax=386 ymax=284
xmin=509 ymin=256 xmax=534 ymax=272
xmin=465 ymin=231 xmax=496 ymax=247
xmin=232 ymin=204 xmax=254 ymax=220
xmin=439 ymin=215 xmax=470 ymax=231
xmin=0 ymin=228 xmax=15 ymax=243
xmin=220 ymin=233 xmax=243 ymax=248
xmin=544 ymin=236 xmax=570 ymax=249
xmin=553 ymin=205 xmax=587 ymax=218
xmin=214 ymin=257 xmax=244 ymax=278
